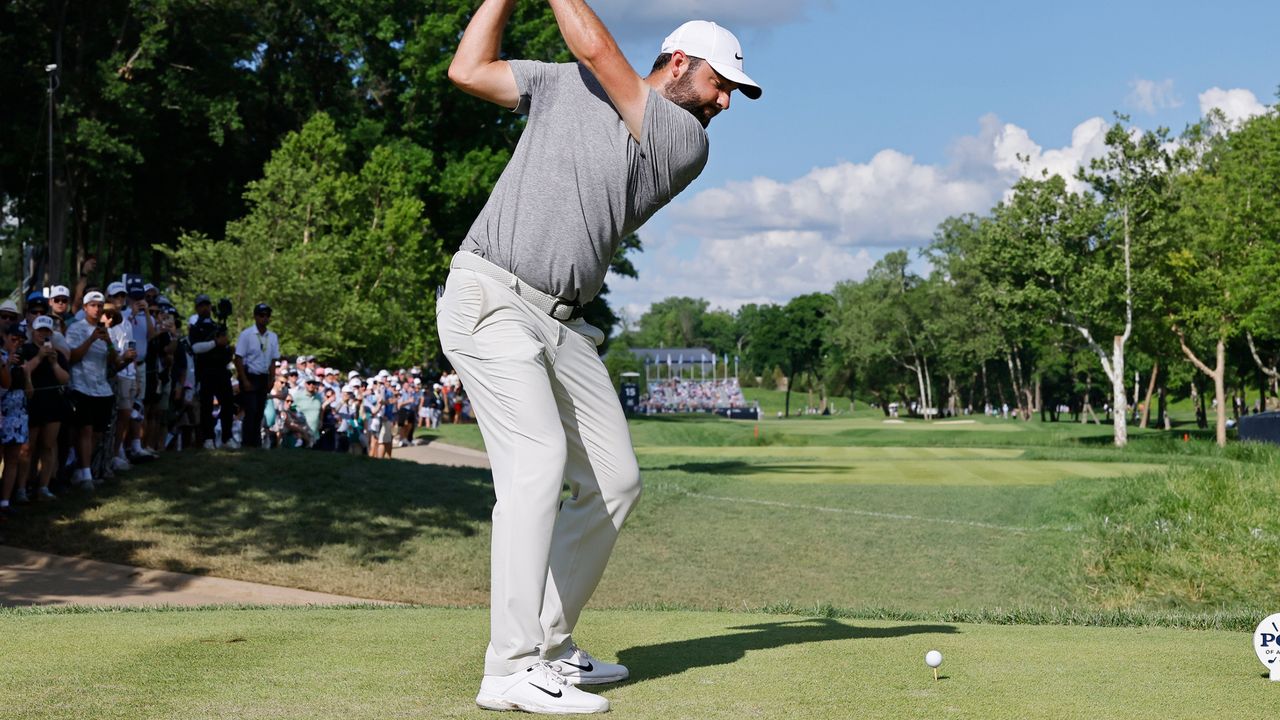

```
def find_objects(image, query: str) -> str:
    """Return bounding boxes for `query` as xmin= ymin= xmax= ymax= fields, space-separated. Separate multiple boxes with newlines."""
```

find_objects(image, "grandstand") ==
xmin=625 ymin=347 xmax=756 ymax=416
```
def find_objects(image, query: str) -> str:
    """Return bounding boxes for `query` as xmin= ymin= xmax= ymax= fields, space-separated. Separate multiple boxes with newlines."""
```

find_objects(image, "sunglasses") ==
xmin=51 ymin=297 xmax=69 ymax=303
xmin=0 ymin=313 xmax=17 ymax=322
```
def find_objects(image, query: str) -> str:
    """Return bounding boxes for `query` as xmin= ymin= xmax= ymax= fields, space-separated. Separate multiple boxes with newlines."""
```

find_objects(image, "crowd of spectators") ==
xmin=640 ymin=378 xmax=748 ymax=414
xmin=0 ymin=256 xmax=471 ymax=529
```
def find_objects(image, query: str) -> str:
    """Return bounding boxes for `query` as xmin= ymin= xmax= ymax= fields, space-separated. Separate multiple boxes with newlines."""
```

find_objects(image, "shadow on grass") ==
xmin=615 ymin=618 xmax=957 ymax=683
xmin=660 ymin=461 xmax=855 ymax=477
xmin=4 ymin=450 xmax=494 ymax=575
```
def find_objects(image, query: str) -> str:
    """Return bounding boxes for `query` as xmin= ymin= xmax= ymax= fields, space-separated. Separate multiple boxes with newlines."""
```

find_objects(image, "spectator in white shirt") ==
xmin=233 ymin=303 xmax=280 ymax=448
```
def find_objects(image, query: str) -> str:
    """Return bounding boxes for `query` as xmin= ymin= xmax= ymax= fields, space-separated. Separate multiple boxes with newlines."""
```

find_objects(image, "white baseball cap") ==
xmin=661 ymin=21 xmax=761 ymax=99
xmin=107 ymin=281 xmax=127 ymax=296
xmin=48 ymin=285 xmax=71 ymax=300
xmin=32 ymin=315 xmax=55 ymax=331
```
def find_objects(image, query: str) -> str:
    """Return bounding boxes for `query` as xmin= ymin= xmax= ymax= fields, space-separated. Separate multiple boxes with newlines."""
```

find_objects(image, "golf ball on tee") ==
xmin=925 ymin=650 xmax=943 ymax=668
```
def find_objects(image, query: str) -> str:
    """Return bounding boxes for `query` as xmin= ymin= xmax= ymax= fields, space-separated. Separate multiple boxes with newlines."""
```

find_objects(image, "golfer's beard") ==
xmin=663 ymin=73 xmax=717 ymax=128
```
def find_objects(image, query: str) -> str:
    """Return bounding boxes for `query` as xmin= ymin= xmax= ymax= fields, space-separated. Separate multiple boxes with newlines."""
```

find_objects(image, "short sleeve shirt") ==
xmin=65 ymin=320 xmax=114 ymax=397
xmin=459 ymin=61 xmax=709 ymax=304
xmin=234 ymin=327 xmax=280 ymax=375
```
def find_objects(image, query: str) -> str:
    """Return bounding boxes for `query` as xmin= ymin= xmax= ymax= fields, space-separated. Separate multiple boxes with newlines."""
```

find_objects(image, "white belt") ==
xmin=449 ymin=252 xmax=584 ymax=321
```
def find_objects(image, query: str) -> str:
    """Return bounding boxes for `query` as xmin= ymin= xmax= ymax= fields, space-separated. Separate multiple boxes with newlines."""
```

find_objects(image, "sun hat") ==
xmin=660 ymin=21 xmax=762 ymax=99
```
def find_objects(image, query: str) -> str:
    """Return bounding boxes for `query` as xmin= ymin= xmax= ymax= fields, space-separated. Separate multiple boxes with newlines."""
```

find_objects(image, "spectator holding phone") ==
xmin=66 ymin=291 xmax=131 ymax=490
xmin=24 ymin=315 xmax=70 ymax=501
xmin=0 ymin=325 xmax=34 ymax=514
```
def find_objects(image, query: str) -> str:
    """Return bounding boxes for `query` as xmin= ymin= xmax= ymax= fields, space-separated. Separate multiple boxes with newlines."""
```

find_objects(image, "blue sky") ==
xmin=588 ymin=0 xmax=1279 ymax=321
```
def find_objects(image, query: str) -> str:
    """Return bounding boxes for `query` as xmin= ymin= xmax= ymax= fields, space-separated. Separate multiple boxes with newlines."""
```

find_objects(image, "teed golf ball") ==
xmin=925 ymin=650 xmax=943 ymax=668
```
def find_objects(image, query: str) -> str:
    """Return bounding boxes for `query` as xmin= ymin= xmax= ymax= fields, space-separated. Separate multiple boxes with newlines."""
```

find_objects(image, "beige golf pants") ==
xmin=436 ymin=257 xmax=642 ymax=677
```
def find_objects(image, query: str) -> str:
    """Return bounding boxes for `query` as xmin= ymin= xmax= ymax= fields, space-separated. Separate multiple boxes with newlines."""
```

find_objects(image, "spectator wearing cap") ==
xmin=22 ymin=315 xmax=69 ymax=501
xmin=396 ymin=377 xmax=420 ymax=447
xmin=103 ymin=282 xmax=143 ymax=471
xmin=323 ymin=368 xmax=341 ymax=395
xmin=141 ymin=299 xmax=177 ymax=454
xmin=0 ymin=300 xmax=20 ymax=328
xmin=22 ymin=291 xmax=67 ymax=358
xmin=233 ymin=303 xmax=280 ymax=448
xmin=188 ymin=293 xmax=236 ymax=449
xmin=66 ymin=291 xmax=133 ymax=490
xmin=47 ymin=285 xmax=73 ymax=325
xmin=121 ymin=278 xmax=156 ymax=463
xmin=0 ymin=323 xmax=35 ymax=515
xmin=161 ymin=299 xmax=195 ymax=450
xmin=290 ymin=374 xmax=324 ymax=441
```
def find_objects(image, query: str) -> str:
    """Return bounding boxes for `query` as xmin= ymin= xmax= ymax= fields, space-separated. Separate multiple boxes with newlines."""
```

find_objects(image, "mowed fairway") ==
xmin=0 ymin=606 xmax=1268 ymax=720
xmin=600 ymin=439 xmax=1160 ymax=611
xmin=6 ymin=407 xmax=1277 ymax=718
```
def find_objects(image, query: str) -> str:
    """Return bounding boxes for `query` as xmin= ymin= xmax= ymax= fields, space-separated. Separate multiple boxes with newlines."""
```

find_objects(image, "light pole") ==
xmin=45 ymin=62 xmax=58 ymax=286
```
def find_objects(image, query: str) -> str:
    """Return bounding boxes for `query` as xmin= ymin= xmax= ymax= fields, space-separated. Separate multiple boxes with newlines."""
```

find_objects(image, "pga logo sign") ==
xmin=1255 ymin=613 xmax=1280 ymax=681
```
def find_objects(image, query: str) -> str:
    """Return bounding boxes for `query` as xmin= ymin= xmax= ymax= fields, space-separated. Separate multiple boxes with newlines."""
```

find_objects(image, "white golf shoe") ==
xmin=475 ymin=661 xmax=609 ymax=714
xmin=549 ymin=644 xmax=629 ymax=685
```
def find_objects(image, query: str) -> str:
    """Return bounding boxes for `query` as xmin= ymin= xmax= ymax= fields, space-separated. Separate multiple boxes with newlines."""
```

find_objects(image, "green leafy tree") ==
xmin=1072 ymin=119 xmax=1183 ymax=446
xmin=1168 ymin=110 xmax=1280 ymax=445
xmin=163 ymin=113 xmax=445 ymax=368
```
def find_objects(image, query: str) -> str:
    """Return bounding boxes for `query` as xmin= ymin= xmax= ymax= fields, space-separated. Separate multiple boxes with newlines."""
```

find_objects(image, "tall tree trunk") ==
xmin=981 ymin=362 xmax=990 ymax=411
xmin=965 ymin=372 xmax=976 ymax=416
xmin=912 ymin=359 xmax=927 ymax=420
xmin=1109 ymin=334 xmax=1129 ymax=447
xmin=1176 ymin=330 xmax=1227 ymax=447
xmin=1158 ymin=378 xmax=1170 ymax=430
xmin=922 ymin=355 xmax=934 ymax=421
xmin=1140 ymin=360 xmax=1159 ymax=428
xmin=1006 ymin=352 xmax=1023 ymax=420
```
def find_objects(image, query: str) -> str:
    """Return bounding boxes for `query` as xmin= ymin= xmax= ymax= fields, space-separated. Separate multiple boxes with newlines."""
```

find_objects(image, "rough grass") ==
xmin=0 ymin=606 xmax=1271 ymax=720
xmin=9 ymin=414 xmax=1278 ymax=616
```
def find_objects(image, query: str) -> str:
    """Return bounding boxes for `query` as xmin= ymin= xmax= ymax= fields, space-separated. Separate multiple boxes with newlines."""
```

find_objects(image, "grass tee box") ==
xmin=0 ymin=606 xmax=1268 ymax=720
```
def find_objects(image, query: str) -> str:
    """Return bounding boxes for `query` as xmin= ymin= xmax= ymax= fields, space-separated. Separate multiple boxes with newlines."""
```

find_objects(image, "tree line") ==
xmin=616 ymin=107 xmax=1280 ymax=447
xmin=1 ymin=1 xmax=636 ymax=368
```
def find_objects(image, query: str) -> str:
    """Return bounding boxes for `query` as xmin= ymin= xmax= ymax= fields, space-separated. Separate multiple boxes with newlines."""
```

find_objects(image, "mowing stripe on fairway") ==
xmin=654 ymin=483 xmax=1073 ymax=534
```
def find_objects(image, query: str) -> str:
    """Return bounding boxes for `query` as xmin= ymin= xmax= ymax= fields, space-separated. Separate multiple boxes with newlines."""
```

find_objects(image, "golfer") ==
xmin=439 ymin=0 xmax=759 ymax=714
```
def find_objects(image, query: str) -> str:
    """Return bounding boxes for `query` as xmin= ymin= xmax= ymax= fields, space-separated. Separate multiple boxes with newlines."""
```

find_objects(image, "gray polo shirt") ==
xmin=459 ymin=61 xmax=709 ymax=304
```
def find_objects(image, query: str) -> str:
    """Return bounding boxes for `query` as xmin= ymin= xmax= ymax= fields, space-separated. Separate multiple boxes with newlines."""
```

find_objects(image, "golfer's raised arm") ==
xmin=546 ymin=0 xmax=648 ymax=140
xmin=448 ymin=0 xmax=520 ymax=109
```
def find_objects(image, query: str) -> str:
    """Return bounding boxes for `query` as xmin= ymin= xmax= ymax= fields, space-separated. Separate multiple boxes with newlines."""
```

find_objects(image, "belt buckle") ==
xmin=549 ymin=299 xmax=581 ymax=321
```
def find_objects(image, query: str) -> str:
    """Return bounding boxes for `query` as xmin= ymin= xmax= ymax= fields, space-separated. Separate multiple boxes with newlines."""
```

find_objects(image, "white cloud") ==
xmin=675 ymin=150 xmax=998 ymax=248
xmin=611 ymin=230 xmax=874 ymax=311
xmin=615 ymin=84 xmax=1269 ymax=314
xmin=1127 ymin=78 xmax=1182 ymax=114
xmin=613 ymin=113 xmax=1117 ymax=312
xmin=990 ymin=116 xmax=1111 ymax=194
xmin=1198 ymin=87 xmax=1268 ymax=125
